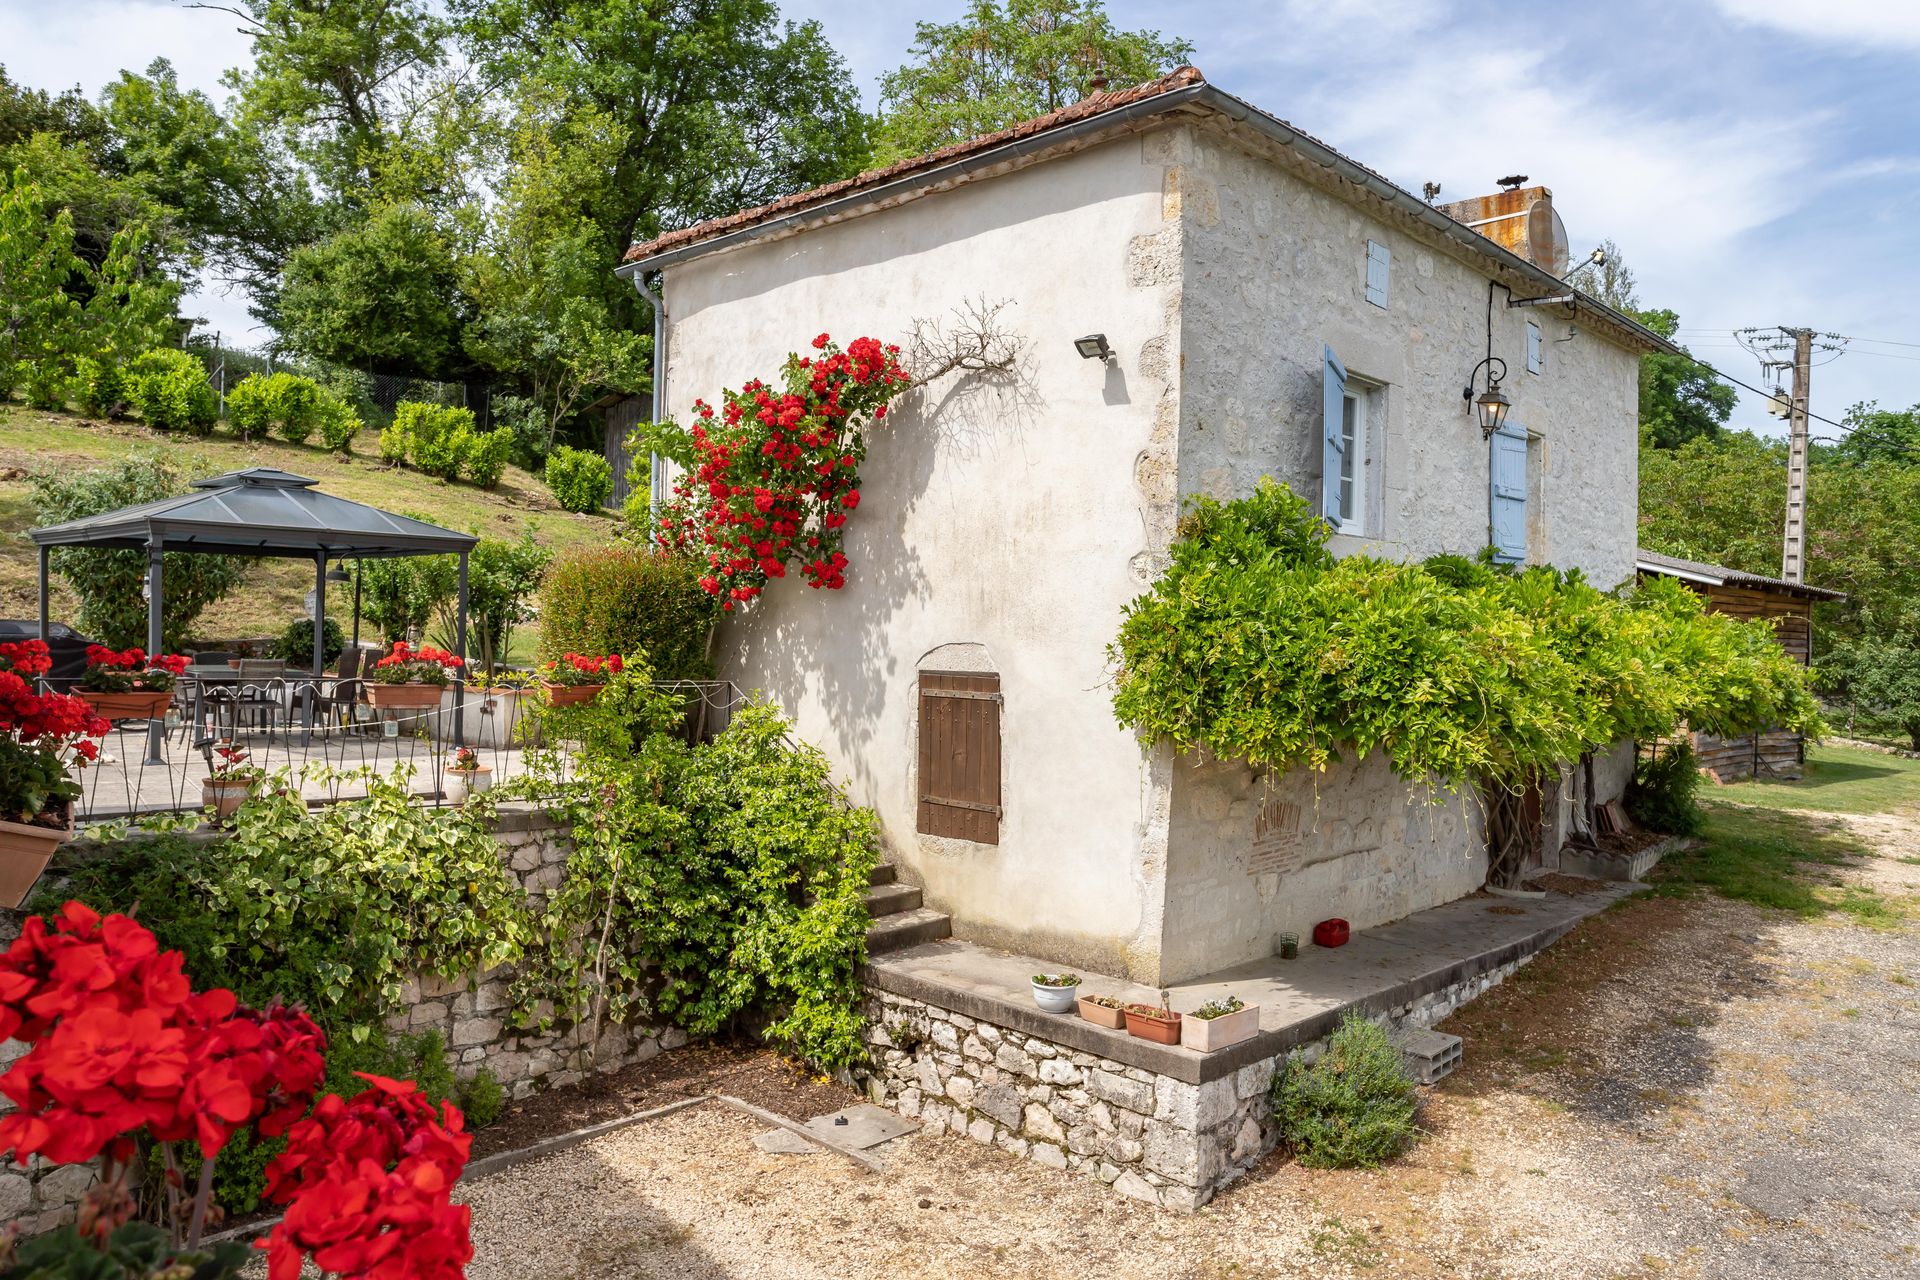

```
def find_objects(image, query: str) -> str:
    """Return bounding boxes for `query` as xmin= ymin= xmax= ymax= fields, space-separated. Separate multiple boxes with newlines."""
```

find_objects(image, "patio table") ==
xmin=184 ymin=666 xmax=336 ymax=747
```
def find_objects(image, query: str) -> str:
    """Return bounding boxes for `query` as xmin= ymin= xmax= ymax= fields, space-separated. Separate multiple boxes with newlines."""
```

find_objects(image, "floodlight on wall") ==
xmin=1074 ymin=333 xmax=1113 ymax=361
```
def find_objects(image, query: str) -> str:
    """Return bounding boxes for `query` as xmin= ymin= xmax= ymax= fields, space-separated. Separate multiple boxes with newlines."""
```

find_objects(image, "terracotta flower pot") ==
xmin=1181 ymin=1003 xmax=1261 ymax=1053
xmin=365 ymin=682 xmax=446 ymax=710
xmin=202 ymin=778 xmax=253 ymax=819
xmin=446 ymin=765 xmax=492 ymax=803
xmin=1077 ymin=996 xmax=1128 ymax=1029
xmin=542 ymin=681 xmax=604 ymax=707
xmin=0 ymin=810 xmax=72 ymax=908
xmin=78 ymin=690 xmax=173 ymax=722
xmin=1123 ymin=1007 xmax=1182 ymax=1045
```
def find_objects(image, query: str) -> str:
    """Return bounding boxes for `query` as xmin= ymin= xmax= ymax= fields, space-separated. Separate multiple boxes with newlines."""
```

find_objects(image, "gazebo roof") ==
xmin=27 ymin=468 xmax=479 ymax=560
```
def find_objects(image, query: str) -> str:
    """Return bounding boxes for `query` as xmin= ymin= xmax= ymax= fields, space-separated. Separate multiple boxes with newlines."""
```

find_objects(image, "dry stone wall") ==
xmin=860 ymin=954 xmax=1528 ymax=1210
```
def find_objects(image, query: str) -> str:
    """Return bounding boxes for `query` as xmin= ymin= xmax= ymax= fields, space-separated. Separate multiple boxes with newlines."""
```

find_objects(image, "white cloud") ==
xmin=0 ymin=0 xmax=251 ymax=100
xmin=1708 ymin=0 xmax=1920 ymax=53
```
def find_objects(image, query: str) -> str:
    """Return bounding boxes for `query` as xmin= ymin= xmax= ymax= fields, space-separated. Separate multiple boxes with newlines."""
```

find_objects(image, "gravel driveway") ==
xmin=460 ymin=808 xmax=1920 ymax=1279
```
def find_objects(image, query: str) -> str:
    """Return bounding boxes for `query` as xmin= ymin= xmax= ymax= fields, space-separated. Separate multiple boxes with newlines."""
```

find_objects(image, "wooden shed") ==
xmin=589 ymin=391 xmax=652 ymax=508
xmin=1636 ymin=549 xmax=1845 ymax=781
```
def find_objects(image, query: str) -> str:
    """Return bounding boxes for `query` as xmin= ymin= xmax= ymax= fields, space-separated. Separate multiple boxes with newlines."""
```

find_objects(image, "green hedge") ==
xmin=126 ymin=348 xmax=216 ymax=434
xmin=545 ymin=444 xmax=613 ymax=512
xmin=538 ymin=544 xmax=712 ymax=680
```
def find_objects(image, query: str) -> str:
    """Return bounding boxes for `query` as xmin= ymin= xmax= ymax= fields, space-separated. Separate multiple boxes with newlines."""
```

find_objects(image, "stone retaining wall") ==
xmin=859 ymin=954 xmax=1527 ymax=1210
xmin=0 ymin=803 xmax=669 ymax=1233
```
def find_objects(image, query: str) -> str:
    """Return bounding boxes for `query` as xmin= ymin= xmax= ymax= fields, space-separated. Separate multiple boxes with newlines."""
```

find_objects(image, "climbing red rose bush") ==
xmin=655 ymin=333 xmax=911 ymax=611
xmin=0 ymin=902 xmax=471 ymax=1276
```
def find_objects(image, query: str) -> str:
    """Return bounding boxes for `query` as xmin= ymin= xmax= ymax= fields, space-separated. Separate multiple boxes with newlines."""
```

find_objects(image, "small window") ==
xmin=917 ymin=672 xmax=1002 ymax=845
xmin=1364 ymin=240 xmax=1391 ymax=308
xmin=1525 ymin=320 xmax=1542 ymax=374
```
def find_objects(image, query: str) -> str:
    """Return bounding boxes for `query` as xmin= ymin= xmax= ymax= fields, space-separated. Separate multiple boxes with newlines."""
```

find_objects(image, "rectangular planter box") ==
xmin=461 ymin=689 xmax=535 ymax=749
xmin=1077 ymin=996 xmax=1127 ymax=1029
xmin=1180 ymin=1003 xmax=1260 ymax=1053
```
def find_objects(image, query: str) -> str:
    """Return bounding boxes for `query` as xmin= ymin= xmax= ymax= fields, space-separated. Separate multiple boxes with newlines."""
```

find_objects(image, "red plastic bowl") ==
xmin=1312 ymin=917 xmax=1350 ymax=948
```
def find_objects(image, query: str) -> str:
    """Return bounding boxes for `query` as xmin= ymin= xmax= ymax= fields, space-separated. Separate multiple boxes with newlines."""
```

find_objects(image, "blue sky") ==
xmin=5 ymin=0 xmax=1915 ymax=434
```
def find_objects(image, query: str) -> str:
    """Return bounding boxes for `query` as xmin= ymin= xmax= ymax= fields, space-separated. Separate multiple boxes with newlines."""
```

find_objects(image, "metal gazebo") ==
xmin=27 ymin=468 xmax=479 ymax=762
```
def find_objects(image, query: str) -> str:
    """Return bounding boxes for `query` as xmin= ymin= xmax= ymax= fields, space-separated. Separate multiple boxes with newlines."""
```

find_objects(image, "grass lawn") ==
xmin=0 ymin=403 xmax=618 ymax=649
xmin=1648 ymin=743 xmax=1920 ymax=927
xmin=1707 ymin=743 xmax=1920 ymax=816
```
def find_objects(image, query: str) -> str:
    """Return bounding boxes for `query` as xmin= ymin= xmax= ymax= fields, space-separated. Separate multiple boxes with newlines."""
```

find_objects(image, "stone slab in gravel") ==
xmin=751 ymin=1128 xmax=818 ymax=1156
xmin=801 ymin=1104 xmax=917 ymax=1150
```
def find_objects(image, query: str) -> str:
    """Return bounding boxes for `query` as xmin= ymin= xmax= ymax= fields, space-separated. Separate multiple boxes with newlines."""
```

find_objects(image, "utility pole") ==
xmin=1736 ymin=325 xmax=1845 ymax=585
xmin=1781 ymin=327 xmax=1811 ymax=584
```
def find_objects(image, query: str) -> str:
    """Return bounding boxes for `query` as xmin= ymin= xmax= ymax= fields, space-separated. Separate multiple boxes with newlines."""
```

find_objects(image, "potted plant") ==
xmin=1181 ymin=994 xmax=1260 ymax=1052
xmin=0 ymin=640 xmax=108 ymax=906
xmin=540 ymin=652 xmax=622 ymax=706
xmin=1077 ymin=993 xmax=1128 ymax=1029
xmin=1031 ymin=972 xmax=1081 ymax=1013
xmin=76 ymin=645 xmax=190 ymax=721
xmin=1123 ymin=991 xmax=1183 ymax=1045
xmin=445 ymin=746 xmax=492 ymax=803
xmin=202 ymin=740 xmax=262 ymax=819
xmin=364 ymin=641 xmax=464 ymax=710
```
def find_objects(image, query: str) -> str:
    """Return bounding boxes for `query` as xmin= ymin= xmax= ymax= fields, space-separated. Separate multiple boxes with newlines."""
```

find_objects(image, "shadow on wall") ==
xmin=725 ymin=357 xmax=1045 ymax=797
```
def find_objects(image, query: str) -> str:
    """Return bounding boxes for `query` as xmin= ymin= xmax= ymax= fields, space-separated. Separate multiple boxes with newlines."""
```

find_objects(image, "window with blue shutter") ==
xmin=1489 ymin=419 xmax=1528 ymax=563
xmin=1364 ymin=241 xmax=1390 ymax=308
xmin=1525 ymin=321 xmax=1542 ymax=374
xmin=1322 ymin=345 xmax=1349 ymax=526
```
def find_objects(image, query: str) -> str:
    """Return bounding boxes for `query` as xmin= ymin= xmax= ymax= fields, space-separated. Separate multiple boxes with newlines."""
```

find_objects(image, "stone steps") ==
xmin=865 ymin=880 xmax=923 ymax=916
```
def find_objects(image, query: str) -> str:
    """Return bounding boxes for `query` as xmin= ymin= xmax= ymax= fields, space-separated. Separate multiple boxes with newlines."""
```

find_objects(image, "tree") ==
xmin=0 ymin=165 xmax=82 ymax=399
xmin=873 ymin=0 xmax=1193 ymax=163
xmin=453 ymin=0 xmax=871 ymax=306
xmin=29 ymin=453 xmax=245 ymax=649
xmin=1566 ymin=237 xmax=1637 ymax=311
xmin=277 ymin=203 xmax=467 ymax=378
xmin=1640 ymin=429 xmax=1920 ymax=647
xmin=1820 ymin=612 xmax=1920 ymax=750
xmin=463 ymin=92 xmax=647 ymax=445
xmin=1632 ymin=307 xmax=1735 ymax=450
xmin=1833 ymin=400 xmax=1920 ymax=465
xmin=100 ymin=59 xmax=322 ymax=328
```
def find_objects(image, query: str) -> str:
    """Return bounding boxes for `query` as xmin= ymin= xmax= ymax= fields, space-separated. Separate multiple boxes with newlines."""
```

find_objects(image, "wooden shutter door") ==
xmin=918 ymin=671 xmax=1002 ymax=845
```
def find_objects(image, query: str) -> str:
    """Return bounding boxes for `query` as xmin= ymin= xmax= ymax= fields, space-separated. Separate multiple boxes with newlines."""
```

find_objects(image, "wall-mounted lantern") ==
xmin=1463 ymin=357 xmax=1511 ymax=437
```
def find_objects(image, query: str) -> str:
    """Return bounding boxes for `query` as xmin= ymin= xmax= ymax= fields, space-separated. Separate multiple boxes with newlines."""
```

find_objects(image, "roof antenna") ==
xmin=1497 ymin=174 xmax=1528 ymax=191
xmin=1421 ymin=181 xmax=1442 ymax=203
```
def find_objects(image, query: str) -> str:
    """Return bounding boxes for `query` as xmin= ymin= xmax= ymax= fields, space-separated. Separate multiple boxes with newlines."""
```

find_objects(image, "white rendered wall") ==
xmin=662 ymin=135 xmax=1186 ymax=980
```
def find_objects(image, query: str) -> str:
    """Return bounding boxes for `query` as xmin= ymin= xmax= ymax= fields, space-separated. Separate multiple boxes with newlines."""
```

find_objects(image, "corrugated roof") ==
xmin=29 ymin=468 xmax=479 ymax=560
xmin=1635 ymin=549 xmax=1846 ymax=601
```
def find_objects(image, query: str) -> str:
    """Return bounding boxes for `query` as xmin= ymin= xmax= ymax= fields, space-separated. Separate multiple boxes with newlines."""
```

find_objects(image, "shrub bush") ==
xmin=1270 ymin=1013 xmax=1419 ymax=1169
xmin=462 ymin=426 xmax=513 ymax=490
xmin=316 ymin=392 xmax=362 ymax=452
xmin=1626 ymin=740 xmax=1705 ymax=835
xmin=378 ymin=420 xmax=411 ymax=464
xmin=538 ymin=544 xmax=713 ymax=680
xmin=126 ymin=348 xmax=216 ymax=434
xmin=270 ymin=616 xmax=347 ymax=669
xmin=226 ymin=370 xmax=331 ymax=444
xmin=393 ymin=400 xmax=472 ymax=480
xmin=490 ymin=393 xmax=547 ymax=471
xmin=72 ymin=356 xmax=126 ymax=418
xmin=545 ymin=444 xmax=613 ymax=512
xmin=19 ymin=350 xmax=69 ymax=409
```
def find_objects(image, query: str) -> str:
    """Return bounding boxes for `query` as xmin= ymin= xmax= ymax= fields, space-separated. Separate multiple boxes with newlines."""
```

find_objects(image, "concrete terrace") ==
xmin=866 ymin=880 xmax=1636 ymax=1085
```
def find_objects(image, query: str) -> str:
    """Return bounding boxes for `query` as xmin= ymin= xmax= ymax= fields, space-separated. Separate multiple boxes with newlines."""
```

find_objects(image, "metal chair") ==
xmin=233 ymin=661 xmax=289 ymax=739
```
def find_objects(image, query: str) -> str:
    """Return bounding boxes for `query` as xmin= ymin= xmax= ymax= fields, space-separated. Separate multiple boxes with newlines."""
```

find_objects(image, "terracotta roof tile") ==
xmin=622 ymin=66 xmax=1208 ymax=265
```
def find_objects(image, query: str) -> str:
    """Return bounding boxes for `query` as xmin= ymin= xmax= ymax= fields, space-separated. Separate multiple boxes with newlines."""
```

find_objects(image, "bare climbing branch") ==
xmin=904 ymin=296 xmax=1022 ymax=390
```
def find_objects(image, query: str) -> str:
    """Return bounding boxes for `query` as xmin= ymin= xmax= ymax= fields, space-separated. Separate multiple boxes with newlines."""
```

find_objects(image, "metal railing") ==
xmin=73 ymin=680 xmax=746 ymax=825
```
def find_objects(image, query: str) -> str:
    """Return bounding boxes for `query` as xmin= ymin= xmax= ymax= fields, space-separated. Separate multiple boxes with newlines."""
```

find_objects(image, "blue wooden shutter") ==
xmin=1525 ymin=321 xmax=1542 ymax=374
xmin=1322 ymin=345 xmax=1348 ymax=525
xmin=1489 ymin=420 xmax=1528 ymax=563
xmin=1365 ymin=241 xmax=1390 ymax=308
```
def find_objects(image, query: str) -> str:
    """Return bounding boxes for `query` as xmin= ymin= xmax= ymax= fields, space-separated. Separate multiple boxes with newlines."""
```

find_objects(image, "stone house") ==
xmin=618 ymin=67 xmax=1674 ymax=987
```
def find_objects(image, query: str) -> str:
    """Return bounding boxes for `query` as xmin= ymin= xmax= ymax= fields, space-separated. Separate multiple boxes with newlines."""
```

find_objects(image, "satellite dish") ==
xmin=1525 ymin=199 xmax=1570 ymax=277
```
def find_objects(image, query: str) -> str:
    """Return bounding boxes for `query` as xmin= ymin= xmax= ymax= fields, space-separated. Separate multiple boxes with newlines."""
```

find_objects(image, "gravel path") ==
xmin=460 ymin=809 xmax=1920 ymax=1279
